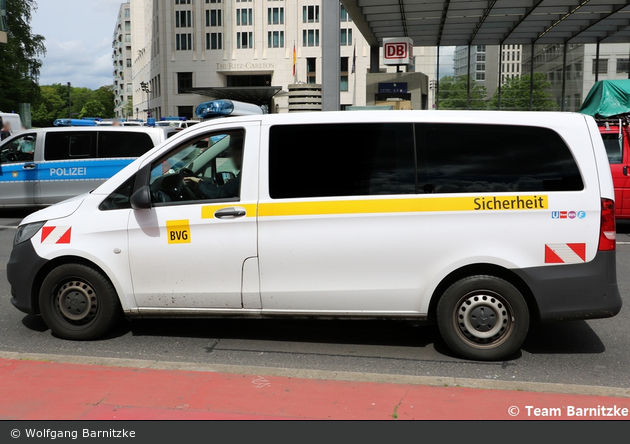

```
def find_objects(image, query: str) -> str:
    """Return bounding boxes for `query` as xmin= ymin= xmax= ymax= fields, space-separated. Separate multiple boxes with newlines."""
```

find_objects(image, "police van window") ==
xmin=415 ymin=124 xmax=584 ymax=193
xmin=0 ymin=133 xmax=36 ymax=163
xmin=98 ymin=131 xmax=154 ymax=158
xmin=269 ymin=123 xmax=415 ymax=199
xmin=45 ymin=132 xmax=96 ymax=160
xmin=148 ymin=129 xmax=244 ymax=205
xmin=601 ymin=133 xmax=623 ymax=164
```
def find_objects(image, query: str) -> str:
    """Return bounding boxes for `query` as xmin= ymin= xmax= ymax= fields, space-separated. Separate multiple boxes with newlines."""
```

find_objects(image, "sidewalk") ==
xmin=0 ymin=357 xmax=629 ymax=420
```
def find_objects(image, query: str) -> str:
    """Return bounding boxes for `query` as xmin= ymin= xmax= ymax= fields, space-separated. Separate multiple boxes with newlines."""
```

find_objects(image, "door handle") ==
xmin=23 ymin=163 xmax=35 ymax=170
xmin=624 ymin=166 xmax=628 ymax=176
xmin=214 ymin=206 xmax=247 ymax=219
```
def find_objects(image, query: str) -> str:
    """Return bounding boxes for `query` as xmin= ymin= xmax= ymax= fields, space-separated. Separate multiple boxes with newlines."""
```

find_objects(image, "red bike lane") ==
xmin=0 ymin=358 xmax=628 ymax=420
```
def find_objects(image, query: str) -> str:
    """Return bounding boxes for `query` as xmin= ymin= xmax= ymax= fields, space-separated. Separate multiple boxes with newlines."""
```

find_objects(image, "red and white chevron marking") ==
xmin=544 ymin=243 xmax=586 ymax=264
xmin=41 ymin=226 xmax=72 ymax=244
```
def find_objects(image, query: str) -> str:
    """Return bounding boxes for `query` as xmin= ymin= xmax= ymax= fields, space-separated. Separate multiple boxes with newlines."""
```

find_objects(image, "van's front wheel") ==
xmin=437 ymin=275 xmax=529 ymax=361
xmin=39 ymin=264 xmax=121 ymax=340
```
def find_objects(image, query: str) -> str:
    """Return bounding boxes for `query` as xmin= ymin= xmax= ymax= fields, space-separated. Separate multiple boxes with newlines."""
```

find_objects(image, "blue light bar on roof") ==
xmin=160 ymin=116 xmax=186 ymax=121
xmin=53 ymin=119 xmax=97 ymax=127
xmin=195 ymin=99 xmax=264 ymax=119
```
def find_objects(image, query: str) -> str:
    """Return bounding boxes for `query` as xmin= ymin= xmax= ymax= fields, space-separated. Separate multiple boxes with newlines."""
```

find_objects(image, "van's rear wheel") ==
xmin=39 ymin=264 xmax=121 ymax=340
xmin=436 ymin=275 xmax=529 ymax=361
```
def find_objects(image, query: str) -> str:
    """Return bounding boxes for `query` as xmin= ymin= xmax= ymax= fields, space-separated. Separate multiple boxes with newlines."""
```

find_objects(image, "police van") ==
xmin=0 ymin=126 xmax=178 ymax=208
xmin=6 ymin=104 xmax=622 ymax=360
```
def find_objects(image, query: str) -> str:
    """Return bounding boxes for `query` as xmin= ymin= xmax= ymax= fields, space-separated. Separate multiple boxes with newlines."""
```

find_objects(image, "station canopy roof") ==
xmin=181 ymin=86 xmax=283 ymax=106
xmin=342 ymin=0 xmax=630 ymax=47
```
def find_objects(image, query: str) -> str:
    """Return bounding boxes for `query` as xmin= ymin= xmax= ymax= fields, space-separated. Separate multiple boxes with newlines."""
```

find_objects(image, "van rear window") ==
xmin=416 ymin=124 xmax=584 ymax=193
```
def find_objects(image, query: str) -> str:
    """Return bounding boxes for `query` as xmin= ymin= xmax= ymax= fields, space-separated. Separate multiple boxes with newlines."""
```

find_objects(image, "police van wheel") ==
xmin=39 ymin=264 xmax=121 ymax=340
xmin=436 ymin=275 xmax=529 ymax=361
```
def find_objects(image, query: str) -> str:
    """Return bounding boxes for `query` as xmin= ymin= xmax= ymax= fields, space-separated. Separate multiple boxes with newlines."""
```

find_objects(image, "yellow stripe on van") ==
xmin=201 ymin=203 xmax=258 ymax=219
xmin=258 ymin=195 xmax=548 ymax=217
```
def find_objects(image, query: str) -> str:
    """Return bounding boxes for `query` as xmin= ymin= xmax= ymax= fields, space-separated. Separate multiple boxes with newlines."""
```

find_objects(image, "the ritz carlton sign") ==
xmin=216 ymin=62 xmax=275 ymax=70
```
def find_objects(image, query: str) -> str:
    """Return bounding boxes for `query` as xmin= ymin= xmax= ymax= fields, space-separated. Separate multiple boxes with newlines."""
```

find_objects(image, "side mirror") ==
xmin=130 ymin=185 xmax=152 ymax=209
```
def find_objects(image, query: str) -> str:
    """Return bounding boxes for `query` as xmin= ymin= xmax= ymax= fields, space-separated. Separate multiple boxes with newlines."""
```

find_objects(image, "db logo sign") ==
xmin=385 ymin=43 xmax=408 ymax=59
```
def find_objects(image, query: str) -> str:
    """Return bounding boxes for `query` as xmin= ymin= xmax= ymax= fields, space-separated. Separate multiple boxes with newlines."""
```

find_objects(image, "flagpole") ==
xmin=352 ymin=39 xmax=357 ymax=106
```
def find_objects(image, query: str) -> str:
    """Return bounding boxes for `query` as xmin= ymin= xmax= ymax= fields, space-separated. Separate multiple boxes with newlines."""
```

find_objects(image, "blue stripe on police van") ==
xmin=0 ymin=159 xmax=136 ymax=183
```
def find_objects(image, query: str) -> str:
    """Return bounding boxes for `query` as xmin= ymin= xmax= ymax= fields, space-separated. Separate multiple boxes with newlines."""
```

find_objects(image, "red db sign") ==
xmin=385 ymin=43 xmax=407 ymax=59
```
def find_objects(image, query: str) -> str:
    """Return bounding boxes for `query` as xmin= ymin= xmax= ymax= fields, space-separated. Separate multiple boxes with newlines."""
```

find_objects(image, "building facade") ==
xmin=523 ymin=43 xmax=630 ymax=112
xmin=112 ymin=2 xmax=134 ymax=118
xmin=453 ymin=45 xmax=521 ymax=100
xmin=0 ymin=0 xmax=7 ymax=44
xmin=126 ymin=0 xmax=372 ymax=120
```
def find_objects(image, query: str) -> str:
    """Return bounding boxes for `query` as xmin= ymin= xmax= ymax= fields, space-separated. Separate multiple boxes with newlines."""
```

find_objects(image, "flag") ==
xmin=351 ymin=44 xmax=356 ymax=74
xmin=292 ymin=44 xmax=297 ymax=76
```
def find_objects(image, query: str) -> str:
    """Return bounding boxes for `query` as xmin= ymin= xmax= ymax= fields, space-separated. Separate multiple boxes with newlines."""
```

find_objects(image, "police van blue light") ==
xmin=195 ymin=99 xmax=264 ymax=119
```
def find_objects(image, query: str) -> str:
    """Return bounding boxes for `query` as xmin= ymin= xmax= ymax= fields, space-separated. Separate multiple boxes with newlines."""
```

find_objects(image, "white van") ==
xmin=0 ymin=126 xmax=178 ymax=207
xmin=6 ymin=108 xmax=621 ymax=360
xmin=0 ymin=112 xmax=23 ymax=137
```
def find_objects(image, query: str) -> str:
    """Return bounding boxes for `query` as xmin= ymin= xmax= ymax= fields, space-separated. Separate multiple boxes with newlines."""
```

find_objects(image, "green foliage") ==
xmin=79 ymin=100 xmax=107 ymax=119
xmin=31 ymin=83 xmax=115 ymax=126
xmin=124 ymin=96 xmax=134 ymax=118
xmin=489 ymin=73 xmax=558 ymax=111
xmin=437 ymin=75 xmax=487 ymax=110
xmin=0 ymin=0 xmax=46 ymax=112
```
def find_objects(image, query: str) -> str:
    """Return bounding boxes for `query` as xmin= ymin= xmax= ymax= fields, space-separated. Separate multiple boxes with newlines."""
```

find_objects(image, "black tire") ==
xmin=39 ymin=263 xmax=121 ymax=340
xmin=436 ymin=275 xmax=529 ymax=361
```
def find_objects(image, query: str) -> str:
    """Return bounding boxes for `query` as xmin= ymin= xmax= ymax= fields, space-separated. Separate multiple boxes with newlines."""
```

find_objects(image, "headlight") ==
xmin=14 ymin=221 xmax=47 ymax=247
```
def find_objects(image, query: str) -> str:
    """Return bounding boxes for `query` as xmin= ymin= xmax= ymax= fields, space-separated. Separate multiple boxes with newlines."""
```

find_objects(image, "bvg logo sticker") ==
xmin=166 ymin=220 xmax=191 ymax=244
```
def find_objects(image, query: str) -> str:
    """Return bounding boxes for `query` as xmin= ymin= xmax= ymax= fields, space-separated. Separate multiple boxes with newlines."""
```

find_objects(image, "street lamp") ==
xmin=140 ymin=81 xmax=152 ymax=119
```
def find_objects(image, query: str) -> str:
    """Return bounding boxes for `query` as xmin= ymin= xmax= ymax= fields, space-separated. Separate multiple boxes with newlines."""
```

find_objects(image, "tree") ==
xmin=124 ymin=97 xmax=134 ymax=118
xmin=31 ymin=85 xmax=66 ymax=126
xmin=92 ymin=85 xmax=115 ymax=118
xmin=79 ymin=100 xmax=107 ymax=118
xmin=437 ymin=75 xmax=487 ymax=110
xmin=489 ymin=73 xmax=558 ymax=111
xmin=0 ymin=0 xmax=46 ymax=112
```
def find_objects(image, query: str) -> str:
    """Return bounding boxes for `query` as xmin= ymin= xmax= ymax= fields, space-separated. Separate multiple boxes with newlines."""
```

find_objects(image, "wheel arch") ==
xmin=427 ymin=263 xmax=540 ymax=324
xmin=30 ymin=255 xmax=116 ymax=315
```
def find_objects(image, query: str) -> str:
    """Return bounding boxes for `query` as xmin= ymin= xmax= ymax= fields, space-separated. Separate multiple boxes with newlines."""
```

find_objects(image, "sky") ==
xmin=31 ymin=0 xmax=125 ymax=89
xmin=29 ymin=0 xmax=454 ymax=90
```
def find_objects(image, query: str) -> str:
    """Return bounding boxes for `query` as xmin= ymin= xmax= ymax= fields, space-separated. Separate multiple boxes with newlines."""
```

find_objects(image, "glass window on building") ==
xmin=268 ymin=7 xmax=284 ymax=25
xmin=175 ymin=0 xmax=192 ymax=4
xmin=476 ymin=53 xmax=485 ymax=62
xmin=267 ymin=31 xmax=284 ymax=48
xmin=475 ymin=72 xmax=485 ymax=81
xmin=592 ymin=59 xmax=608 ymax=74
xmin=303 ymin=5 xmax=319 ymax=23
xmin=236 ymin=31 xmax=253 ymax=49
xmin=340 ymin=4 xmax=352 ymax=22
xmin=124 ymin=8 xmax=130 ymax=18
xmin=125 ymin=21 xmax=131 ymax=31
xmin=126 ymin=58 xmax=132 ymax=67
xmin=175 ymin=33 xmax=192 ymax=50
xmin=307 ymin=58 xmax=316 ymax=84
xmin=126 ymin=83 xmax=133 ymax=93
xmin=476 ymin=45 xmax=486 ymax=52
xmin=340 ymin=28 xmax=352 ymax=46
xmin=617 ymin=59 xmax=629 ymax=74
xmin=340 ymin=57 xmax=349 ymax=91
xmin=206 ymin=0 xmax=222 ymax=3
xmin=476 ymin=63 xmax=485 ymax=71
xmin=178 ymin=106 xmax=194 ymax=120
xmin=236 ymin=8 xmax=253 ymax=26
xmin=303 ymin=29 xmax=320 ymax=47
xmin=125 ymin=34 xmax=131 ymax=42
xmin=206 ymin=32 xmax=222 ymax=50
xmin=177 ymin=73 xmax=193 ymax=94
xmin=175 ymin=10 xmax=192 ymax=28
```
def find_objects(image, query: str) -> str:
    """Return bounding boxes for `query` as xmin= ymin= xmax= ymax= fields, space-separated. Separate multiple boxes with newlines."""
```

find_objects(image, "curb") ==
xmin=1 ymin=350 xmax=628 ymax=399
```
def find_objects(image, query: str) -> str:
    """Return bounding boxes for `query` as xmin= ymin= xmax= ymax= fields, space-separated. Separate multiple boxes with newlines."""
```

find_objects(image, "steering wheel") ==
xmin=178 ymin=168 xmax=199 ymax=200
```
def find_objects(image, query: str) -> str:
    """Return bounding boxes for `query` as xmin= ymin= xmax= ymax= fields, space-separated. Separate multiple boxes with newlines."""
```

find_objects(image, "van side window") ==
xmin=98 ymin=132 xmax=155 ymax=158
xmin=45 ymin=132 xmax=96 ymax=160
xmin=416 ymin=124 xmax=584 ymax=193
xmin=98 ymin=175 xmax=136 ymax=211
xmin=269 ymin=123 xmax=415 ymax=198
xmin=601 ymin=133 xmax=623 ymax=164
xmin=0 ymin=133 xmax=36 ymax=163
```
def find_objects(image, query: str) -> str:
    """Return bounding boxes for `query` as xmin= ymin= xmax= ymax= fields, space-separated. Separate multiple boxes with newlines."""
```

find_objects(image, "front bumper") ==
xmin=7 ymin=240 xmax=49 ymax=315
xmin=514 ymin=250 xmax=622 ymax=322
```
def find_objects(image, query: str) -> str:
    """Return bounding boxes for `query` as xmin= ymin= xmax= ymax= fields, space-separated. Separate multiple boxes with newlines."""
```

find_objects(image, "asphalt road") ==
xmin=1 ymin=208 xmax=630 ymax=389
